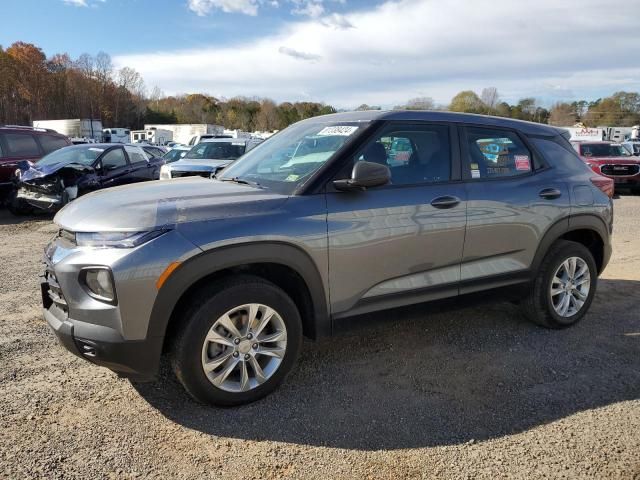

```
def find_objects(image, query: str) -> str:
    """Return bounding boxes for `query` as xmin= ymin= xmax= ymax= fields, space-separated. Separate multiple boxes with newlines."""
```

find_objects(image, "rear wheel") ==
xmin=521 ymin=240 xmax=597 ymax=328
xmin=170 ymin=275 xmax=302 ymax=406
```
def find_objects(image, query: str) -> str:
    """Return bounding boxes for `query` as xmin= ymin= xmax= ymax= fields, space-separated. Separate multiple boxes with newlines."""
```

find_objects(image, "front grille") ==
xmin=171 ymin=171 xmax=211 ymax=179
xmin=43 ymin=260 xmax=68 ymax=315
xmin=600 ymin=164 xmax=640 ymax=176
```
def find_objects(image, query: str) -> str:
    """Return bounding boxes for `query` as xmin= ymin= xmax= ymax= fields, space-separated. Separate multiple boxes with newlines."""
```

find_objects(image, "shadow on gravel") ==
xmin=0 ymin=208 xmax=53 ymax=225
xmin=133 ymin=278 xmax=640 ymax=450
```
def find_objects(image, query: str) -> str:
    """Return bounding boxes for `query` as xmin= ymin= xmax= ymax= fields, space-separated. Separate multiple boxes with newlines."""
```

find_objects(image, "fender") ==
xmin=531 ymin=213 xmax=610 ymax=275
xmin=146 ymin=241 xmax=330 ymax=343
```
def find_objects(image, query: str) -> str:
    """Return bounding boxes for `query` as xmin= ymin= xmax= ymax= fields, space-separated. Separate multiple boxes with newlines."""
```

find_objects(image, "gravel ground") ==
xmin=0 ymin=196 xmax=639 ymax=479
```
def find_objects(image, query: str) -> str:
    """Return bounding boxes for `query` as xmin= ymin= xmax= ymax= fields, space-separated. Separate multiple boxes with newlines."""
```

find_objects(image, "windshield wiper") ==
xmin=219 ymin=176 xmax=261 ymax=187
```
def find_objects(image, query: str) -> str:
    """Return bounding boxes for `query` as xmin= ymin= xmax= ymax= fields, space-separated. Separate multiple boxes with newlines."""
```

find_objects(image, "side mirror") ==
xmin=333 ymin=161 xmax=391 ymax=191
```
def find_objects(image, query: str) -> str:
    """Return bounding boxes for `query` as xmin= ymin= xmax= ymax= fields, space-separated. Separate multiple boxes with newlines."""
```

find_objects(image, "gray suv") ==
xmin=42 ymin=111 xmax=613 ymax=406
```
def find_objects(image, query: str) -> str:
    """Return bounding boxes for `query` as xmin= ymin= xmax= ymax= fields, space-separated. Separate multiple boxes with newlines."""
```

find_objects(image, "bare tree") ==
xmin=481 ymin=87 xmax=499 ymax=113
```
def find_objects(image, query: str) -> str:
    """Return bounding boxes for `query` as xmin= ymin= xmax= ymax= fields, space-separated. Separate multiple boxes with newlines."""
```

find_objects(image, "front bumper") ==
xmin=17 ymin=186 xmax=62 ymax=210
xmin=43 ymin=297 xmax=163 ymax=381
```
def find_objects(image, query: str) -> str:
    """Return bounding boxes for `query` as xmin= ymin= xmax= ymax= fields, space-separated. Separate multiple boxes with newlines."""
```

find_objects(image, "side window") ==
xmin=352 ymin=123 xmax=451 ymax=186
xmin=125 ymin=146 xmax=149 ymax=164
xmin=0 ymin=134 xmax=4 ymax=158
xmin=5 ymin=133 xmax=40 ymax=157
xmin=101 ymin=148 xmax=127 ymax=170
xmin=465 ymin=127 xmax=532 ymax=178
xmin=39 ymin=135 xmax=69 ymax=154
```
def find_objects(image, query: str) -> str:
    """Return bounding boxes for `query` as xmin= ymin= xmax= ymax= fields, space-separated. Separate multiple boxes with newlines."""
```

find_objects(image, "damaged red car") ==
xmin=10 ymin=143 xmax=164 ymax=214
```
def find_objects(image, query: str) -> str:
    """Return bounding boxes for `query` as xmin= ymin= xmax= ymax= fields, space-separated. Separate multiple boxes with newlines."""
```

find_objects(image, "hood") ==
xmin=169 ymin=158 xmax=232 ymax=171
xmin=585 ymin=156 xmax=640 ymax=164
xmin=54 ymin=177 xmax=288 ymax=231
xmin=20 ymin=160 xmax=93 ymax=182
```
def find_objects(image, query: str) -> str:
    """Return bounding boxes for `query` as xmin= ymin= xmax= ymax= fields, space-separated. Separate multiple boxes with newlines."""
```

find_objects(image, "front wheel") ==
xmin=170 ymin=275 xmax=302 ymax=406
xmin=521 ymin=240 xmax=597 ymax=328
xmin=7 ymin=190 xmax=33 ymax=216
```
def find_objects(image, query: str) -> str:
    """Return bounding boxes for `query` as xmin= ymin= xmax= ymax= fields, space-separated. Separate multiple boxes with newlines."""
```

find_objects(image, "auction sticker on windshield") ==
xmin=317 ymin=126 xmax=359 ymax=136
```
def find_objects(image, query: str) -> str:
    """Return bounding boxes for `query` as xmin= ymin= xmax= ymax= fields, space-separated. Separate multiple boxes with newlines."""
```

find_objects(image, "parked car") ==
xmin=571 ymin=141 xmax=640 ymax=192
xmin=11 ymin=143 xmax=164 ymax=214
xmin=0 ymin=125 xmax=71 ymax=202
xmin=162 ymin=145 xmax=191 ymax=163
xmin=42 ymin=111 xmax=612 ymax=406
xmin=159 ymin=137 xmax=262 ymax=180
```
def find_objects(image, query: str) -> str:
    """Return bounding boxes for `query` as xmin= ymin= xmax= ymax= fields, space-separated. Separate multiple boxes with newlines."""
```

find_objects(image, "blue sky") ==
xmin=2 ymin=0 xmax=640 ymax=108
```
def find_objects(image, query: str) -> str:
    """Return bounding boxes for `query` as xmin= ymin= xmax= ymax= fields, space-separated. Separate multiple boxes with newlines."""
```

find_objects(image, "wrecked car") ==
xmin=11 ymin=144 xmax=164 ymax=214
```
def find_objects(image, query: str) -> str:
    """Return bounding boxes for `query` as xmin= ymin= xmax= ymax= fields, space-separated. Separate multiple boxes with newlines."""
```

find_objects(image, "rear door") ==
xmin=0 ymin=132 xmax=43 ymax=185
xmin=99 ymin=147 xmax=130 ymax=188
xmin=326 ymin=121 xmax=467 ymax=318
xmin=459 ymin=125 xmax=571 ymax=293
xmin=124 ymin=145 xmax=155 ymax=181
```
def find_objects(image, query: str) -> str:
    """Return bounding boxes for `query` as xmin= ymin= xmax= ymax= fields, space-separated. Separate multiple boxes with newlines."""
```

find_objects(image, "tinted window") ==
xmin=580 ymin=143 xmax=630 ymax=157
xmin=101 ymin=148 xmax=127 ymax=170
xmin=531 ymin=137 xmax=591 ymax=173
xmin=125 ymin=146 xmax=148 ymax=164
xmin=5 ymin=133 xmax=40 ymax=157
xmin=0 ymin=137 xmax=3 ymax=157
xmin=465 ymin=127 xmax=532 ymax=178
xmin=353 ymin=123 xmax=451 ymax=185
xmin=39 ymin=135 xmax=69 ymax=154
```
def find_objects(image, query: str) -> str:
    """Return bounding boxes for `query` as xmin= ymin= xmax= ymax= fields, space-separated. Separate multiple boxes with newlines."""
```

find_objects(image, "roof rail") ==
xmin=0 ymin=124 xmax=57 ymax=133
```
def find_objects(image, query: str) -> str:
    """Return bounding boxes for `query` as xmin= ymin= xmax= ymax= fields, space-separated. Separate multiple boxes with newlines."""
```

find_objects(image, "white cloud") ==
xmin=63 ymin=0 xmax=88 ymax=6
xmin=116 ymin=0 xmax=640 ymax=108
xmin=187 ymin=0 xmax=260 ymax=16
xmin=290 ymin=0 xmax=324 ymax=17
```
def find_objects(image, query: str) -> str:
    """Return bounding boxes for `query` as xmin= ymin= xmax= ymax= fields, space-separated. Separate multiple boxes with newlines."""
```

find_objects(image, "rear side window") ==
xmin=464 ymin=127 xmax=532 ymax=179
xmin=39 ymin=135 xmax=69 ymax=154
xmin=0 ymin=135 xmax=4 ymax=157
xmin=5 ymin=133 xmax=40 ymax=157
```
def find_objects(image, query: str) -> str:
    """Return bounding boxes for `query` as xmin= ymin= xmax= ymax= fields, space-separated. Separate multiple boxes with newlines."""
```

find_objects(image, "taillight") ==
xmin=590 ymin=175 xmax=614 ymax=198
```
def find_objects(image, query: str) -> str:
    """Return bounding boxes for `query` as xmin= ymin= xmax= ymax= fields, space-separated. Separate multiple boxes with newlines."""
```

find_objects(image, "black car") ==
xmin=11 ymin=143 xmax=165 ymax=214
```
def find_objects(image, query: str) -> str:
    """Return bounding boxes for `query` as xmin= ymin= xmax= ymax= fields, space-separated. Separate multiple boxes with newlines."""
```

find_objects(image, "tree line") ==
xmin=2 ymin=42 xmax=639 ymax=132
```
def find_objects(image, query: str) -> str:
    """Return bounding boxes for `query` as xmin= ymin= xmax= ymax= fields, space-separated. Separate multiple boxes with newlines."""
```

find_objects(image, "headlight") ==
xmin=80 ymin=267 xmax=116 ymax=304
xmin=159 ymin=164 xmax=172 ymax=180
xmin=74 ymin=229 xmax=168 ymax=248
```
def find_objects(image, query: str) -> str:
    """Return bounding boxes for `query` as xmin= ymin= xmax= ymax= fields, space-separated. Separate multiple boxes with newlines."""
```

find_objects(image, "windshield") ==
xmin=219 ymin=122 xmax=367 ymax=194
xmin=581 ymin=143 xmax=631 ymax=157
xmin=37 ymin=145 xmax=104 ymax=166
xmin=163 ymin=149 xmax=187 ymax=163
xmin=185 ymin=142 xmax=246 ymax=160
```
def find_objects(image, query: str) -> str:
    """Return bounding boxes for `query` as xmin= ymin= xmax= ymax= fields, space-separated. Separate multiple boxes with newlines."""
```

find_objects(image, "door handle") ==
xmin=430 ymin=195 xmax=461 ymax=209
xmin=539 ymin=188 xmax=562 ymax=200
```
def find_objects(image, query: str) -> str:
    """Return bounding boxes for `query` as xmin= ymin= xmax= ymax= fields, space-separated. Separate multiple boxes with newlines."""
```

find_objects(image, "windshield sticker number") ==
xmin=317 ymin=126 xmax=358 ymax=137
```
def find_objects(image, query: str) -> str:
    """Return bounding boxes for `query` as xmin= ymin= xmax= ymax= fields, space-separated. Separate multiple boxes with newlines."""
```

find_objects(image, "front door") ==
xmin=326 ymin=122 xmax=467 ymax=318
xmin=99 ymin=147 xmax=130 ymax=188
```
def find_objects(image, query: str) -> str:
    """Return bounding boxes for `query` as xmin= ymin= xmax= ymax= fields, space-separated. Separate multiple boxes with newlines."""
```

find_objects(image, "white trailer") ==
xmin=130 ymin=128 xmax=173 ymax=145
xmin=103 ymin=128 xmax=130 ymax=143
xmin=32 ymin=119 xmax=103 ymax=142
xmin=632 ymin=126 xmax=639 ymax=140
xmin=144 ymin=124 xmax=224 ymax=145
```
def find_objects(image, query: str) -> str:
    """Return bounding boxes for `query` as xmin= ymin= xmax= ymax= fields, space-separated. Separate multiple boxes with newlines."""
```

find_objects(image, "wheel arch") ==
xmin=147 ymin=241 xmax=330 ymax=353
xmin=532 ymin=214 xmax=610 ymax=275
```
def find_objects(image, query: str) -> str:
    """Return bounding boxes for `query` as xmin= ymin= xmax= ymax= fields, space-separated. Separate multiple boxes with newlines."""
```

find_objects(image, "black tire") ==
xmin=7 ymin=190 xmax=33 ymax=216
xmin=521 ymin=240 xmax=597 ymax=329
xmin=170 ymin=275 xmax=303 ymax=406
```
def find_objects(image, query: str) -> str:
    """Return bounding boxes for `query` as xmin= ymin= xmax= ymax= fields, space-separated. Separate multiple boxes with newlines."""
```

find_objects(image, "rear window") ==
xmin=5 ymin=133 xmax=40 ymax=157
xmin=39 ymin=135 xmax=69 ymax=154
